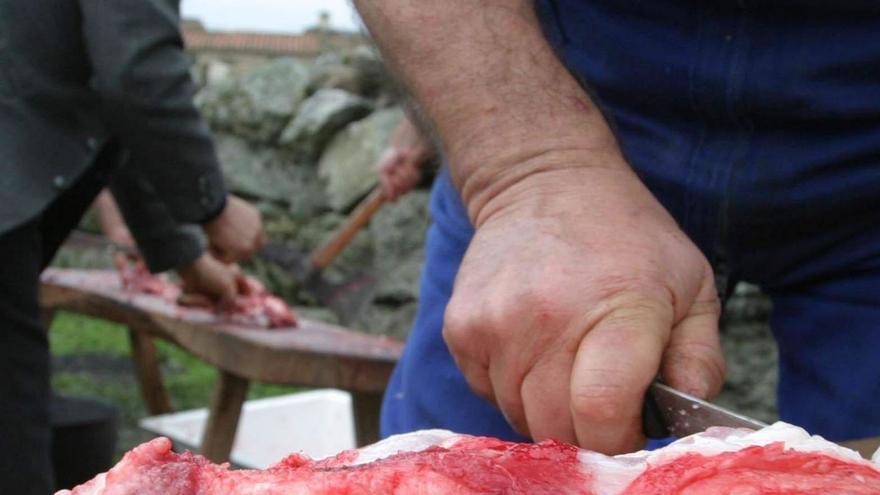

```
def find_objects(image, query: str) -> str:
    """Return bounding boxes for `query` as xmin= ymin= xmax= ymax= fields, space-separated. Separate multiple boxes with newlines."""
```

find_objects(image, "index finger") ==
xmin=570 ymin=299 xmax=672 ymax=454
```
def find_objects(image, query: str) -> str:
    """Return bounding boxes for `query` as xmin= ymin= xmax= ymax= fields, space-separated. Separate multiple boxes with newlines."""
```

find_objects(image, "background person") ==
xmin=0 ymin=0 xmax=262 ymax=492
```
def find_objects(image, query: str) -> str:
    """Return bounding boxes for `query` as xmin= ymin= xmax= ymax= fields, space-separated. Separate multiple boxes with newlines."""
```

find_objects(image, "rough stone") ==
xmin=278 ymin=89 xmax=373 ymax=162
xmin=353 ymin=302 xmax=417 ymax=342
xmin=716 ymin=283 xmax=779 ymax=424
xmin=214 ymin=133 xmax=328 ymax=215
xmin=724 ymin=282 xmax=773 ymax=323
xmin=318 ymin=108 xmax=403 ymax=211
xmin=195 ymin=57 xmax=310 ymax=144
xmin=342 ymin=46 xmax=395 ymax=100
xmin=370 ymin=191 xmax=430 ymax=304
xmin=307 ymin=61 xmax=365 ymax=96
xmin=306 ymin=48 xmax=394 ymax=100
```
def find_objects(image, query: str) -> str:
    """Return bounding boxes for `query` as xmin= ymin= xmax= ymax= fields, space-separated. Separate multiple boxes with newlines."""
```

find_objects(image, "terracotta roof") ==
xmin=182 ymin=28 xmax=322 ymax=56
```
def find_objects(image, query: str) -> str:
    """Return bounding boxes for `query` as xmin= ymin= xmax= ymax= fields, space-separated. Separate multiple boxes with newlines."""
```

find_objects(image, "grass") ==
xmin=49 ymin=311 xmax=301 ymax=456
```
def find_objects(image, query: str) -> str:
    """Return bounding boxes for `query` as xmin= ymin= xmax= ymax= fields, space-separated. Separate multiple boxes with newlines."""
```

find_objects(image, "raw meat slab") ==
xmin=59 ymin=422 xmax=880 ymax=495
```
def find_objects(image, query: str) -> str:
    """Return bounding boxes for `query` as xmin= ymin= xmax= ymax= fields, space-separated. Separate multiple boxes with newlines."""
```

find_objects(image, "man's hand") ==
xmin=377 ymin=147 xmax=422 ymax=202
xmin=443 ymin=167 xmax=724 ymax=454
xmin=203 ymin=195 xmax=264 ymax=263
xmin=377 ymin=115 xmax=432 ymax=201
xmin=177 ymin=254 xmax=240 ymax=304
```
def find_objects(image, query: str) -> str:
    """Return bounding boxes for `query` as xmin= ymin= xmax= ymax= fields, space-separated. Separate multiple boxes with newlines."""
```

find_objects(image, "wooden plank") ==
xmin=127 ymin=325 xmax=173 ymax=415
xmin=201 ymin=371 xmax=250 ymax=463
xmin=352 ymin=391 xmax=383 ymax=447
xmin=39 ymin=269 xmax=402 ymax=392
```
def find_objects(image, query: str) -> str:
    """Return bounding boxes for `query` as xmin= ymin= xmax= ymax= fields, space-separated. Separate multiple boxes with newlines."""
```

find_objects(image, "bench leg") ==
xmin=128 ymin=327 xmax=173 ymax=415
xmin=352 ymin=391 xmax=383 ymax=447
xmin=201 ymin=371 xmax=249 ymax=463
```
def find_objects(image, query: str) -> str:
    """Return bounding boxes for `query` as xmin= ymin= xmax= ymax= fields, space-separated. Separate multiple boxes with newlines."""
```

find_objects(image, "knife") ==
xmin=643 ymin=382 xmax=880 ymax=460
xmin=642 ymin=382 xmax=767 ymax=438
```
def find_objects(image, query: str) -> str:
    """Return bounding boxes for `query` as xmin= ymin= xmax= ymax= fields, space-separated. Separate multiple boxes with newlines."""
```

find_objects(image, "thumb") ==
xmin=570 ymin=296 xmax=673 ymax=454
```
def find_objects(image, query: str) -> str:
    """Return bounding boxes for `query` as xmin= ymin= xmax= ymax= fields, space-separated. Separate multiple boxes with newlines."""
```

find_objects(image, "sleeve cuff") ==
xmin=137 ymin=225 xmax=205 ymax=273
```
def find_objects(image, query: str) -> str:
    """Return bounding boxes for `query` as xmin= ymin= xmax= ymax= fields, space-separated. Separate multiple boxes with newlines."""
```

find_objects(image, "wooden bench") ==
xmin=40 ymin=268 xmax=404 ymax=463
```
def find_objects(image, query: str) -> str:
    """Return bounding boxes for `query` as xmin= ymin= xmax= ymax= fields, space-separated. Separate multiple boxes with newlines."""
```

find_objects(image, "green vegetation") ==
xmin=49 ymin=311 xmax=300 ymax=455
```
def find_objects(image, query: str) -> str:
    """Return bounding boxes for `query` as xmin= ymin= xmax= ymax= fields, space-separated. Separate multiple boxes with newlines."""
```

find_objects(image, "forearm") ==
xmin=354 ymin=0 xmax=625 ymax=225
xmin=110 ymin=165 xmax=204 ymax=273
xmin=94 ymin=190 xmax=134 ymax=245
xmin=82 ymin=0 xmax=227 ymax=224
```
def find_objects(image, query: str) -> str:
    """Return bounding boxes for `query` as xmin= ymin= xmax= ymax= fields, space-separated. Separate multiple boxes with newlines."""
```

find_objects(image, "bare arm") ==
xmin=355 ymin=1 xmax=621 ymax=223
xmin=355 ymin=0 xmax=724 ymax=455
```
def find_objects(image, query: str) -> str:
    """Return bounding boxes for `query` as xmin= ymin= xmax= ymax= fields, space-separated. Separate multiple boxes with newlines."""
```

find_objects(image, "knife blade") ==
xmin=643 ymin=382 xmax=767 ymax=438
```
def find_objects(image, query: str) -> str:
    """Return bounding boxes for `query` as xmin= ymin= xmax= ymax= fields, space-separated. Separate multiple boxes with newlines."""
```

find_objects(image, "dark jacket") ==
xmin=0 ymin=0 xmax=226 ymax=256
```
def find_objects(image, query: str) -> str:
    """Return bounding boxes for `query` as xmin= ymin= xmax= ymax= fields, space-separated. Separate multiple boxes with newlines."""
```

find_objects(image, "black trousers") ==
xmin=0 ymin=150 xmax=116 ymax=494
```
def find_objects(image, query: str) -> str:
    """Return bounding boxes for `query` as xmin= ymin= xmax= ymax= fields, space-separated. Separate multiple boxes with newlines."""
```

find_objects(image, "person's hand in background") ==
xmin=176 ymin=254 xmax=240 ymax=306
xmin=203 ymin=195 xmax=265 ymax=263
xmin=377 ymin=115 xmax=433 ymax=201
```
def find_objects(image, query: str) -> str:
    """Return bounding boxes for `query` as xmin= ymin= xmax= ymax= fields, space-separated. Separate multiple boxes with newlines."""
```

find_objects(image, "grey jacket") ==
xmin=0 ymin=0 xmax=225 ymax=270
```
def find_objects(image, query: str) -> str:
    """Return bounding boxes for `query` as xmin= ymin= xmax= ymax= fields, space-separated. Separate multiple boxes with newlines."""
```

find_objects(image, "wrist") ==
xmin=461 ymin=147 xmax=631 ymax=228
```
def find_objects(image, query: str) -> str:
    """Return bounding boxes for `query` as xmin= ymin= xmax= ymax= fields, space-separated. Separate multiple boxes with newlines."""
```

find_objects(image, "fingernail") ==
xmin=687 ymin=373 xmax=712 ymax=399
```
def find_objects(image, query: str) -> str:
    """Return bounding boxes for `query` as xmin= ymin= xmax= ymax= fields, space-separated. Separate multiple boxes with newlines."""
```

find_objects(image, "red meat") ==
xmin=119 ymin=262 xmax=181 ymax=301
xmin=623 ymin=443 xmax=880 ymax=494
xmin=59 ymin=423 xmax=880 ymax=495
xmin=59 ymin=434 xmax=590 ymax=495
xmin=119 ymin=263 xmax=296 ymax=328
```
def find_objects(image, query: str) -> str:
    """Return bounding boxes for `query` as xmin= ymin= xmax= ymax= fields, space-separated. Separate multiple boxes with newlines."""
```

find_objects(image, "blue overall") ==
xmin=382 ymin=0 xmax=880 ymax=443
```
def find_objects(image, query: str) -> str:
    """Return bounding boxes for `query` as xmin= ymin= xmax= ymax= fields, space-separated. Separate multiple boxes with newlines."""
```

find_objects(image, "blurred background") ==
xmin=49 ymin=0 xmax=779 ymax=458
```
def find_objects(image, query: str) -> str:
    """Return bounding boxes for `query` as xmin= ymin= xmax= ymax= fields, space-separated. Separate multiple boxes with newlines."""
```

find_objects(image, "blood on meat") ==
xmin=622 ymin=442 xmax=880 ymax=495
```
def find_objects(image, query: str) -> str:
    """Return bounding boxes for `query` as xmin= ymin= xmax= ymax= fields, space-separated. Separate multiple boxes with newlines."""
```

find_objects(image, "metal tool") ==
xmin=644 ymin=383 xmax=880 ymax=460
xmin=642 ymin=382 xmax=767 ymax=438
xmin=257 ymin=186 xmax=386 ymax=325
xmin=257 ymin=241 xmax=377 ymax=326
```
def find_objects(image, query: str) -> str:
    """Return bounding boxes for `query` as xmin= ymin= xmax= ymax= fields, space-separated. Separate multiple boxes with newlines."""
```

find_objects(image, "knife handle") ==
xmin=642 ymin=388 xmax=671 ymax=439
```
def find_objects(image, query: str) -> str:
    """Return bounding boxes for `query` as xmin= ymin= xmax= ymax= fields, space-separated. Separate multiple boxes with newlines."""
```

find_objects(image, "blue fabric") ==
xmin=381 ymin=0 xmax=880 ymax=443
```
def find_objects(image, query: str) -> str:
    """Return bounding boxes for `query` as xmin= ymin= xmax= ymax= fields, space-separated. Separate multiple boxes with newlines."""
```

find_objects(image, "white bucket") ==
xmin=139 ymin=389 xmax=357 ymax=468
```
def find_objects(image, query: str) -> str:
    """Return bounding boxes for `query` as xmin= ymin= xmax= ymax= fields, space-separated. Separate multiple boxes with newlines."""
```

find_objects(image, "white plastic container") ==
xmin=140 ymin=389 xmax=356 ymax=468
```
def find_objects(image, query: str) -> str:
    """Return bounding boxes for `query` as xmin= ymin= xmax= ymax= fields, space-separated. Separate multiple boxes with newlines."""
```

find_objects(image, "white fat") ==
xmin=580 ymin=422 xmax=877 ymax=495
xmin=350 ymin=429 xmax=460 ymax=466
xmin=576 ymin=453 xmax=646 ymax=495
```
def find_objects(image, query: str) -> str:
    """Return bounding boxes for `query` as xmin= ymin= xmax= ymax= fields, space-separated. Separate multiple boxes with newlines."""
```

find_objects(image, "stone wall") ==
xmin=193 ymin=47 xmax=429 ymax=340
xmin=717 ymin=283 xmax=778 ymax=422
xmin=70 ymin=46 xmax=781 ymax=421
xmin=194 ymin=43 xmax=781 ymax=416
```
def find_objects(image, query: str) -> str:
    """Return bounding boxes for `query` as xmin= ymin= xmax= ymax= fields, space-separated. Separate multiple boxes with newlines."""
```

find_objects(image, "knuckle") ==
xmin=442 ymin=310 xmax=474 ymax=349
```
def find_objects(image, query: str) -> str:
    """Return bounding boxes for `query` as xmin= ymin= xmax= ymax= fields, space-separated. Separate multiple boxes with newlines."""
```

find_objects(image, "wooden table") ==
xmin=40 ymin=268 xmax=404 ymax=463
